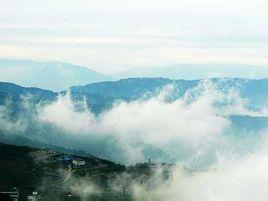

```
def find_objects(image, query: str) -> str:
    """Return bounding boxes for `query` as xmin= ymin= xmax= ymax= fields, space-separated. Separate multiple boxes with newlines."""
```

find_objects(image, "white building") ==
xmin=72 ymin=159 xmax=85 ymax=167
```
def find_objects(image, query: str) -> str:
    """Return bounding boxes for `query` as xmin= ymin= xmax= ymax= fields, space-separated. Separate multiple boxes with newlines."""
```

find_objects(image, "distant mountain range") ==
xmin=1 ymin=59 xmax=268 ymax=92
xmin=0 ymin=59 xmax=111 ymax=91
xmin=4 ymin=77 xmax=267 ymax=115
xmin=116 ymin=64 xmax=268 ymax=80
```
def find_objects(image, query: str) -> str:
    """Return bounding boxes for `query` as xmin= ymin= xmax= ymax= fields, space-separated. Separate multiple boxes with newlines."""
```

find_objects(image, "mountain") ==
xmin=2 ymin=59 xmax=268 ymax=92
xmin=2 ymin=77 xmax=268 ymax=118
xmin=68 ymin=78 xmax=199 ymax=113
xmin=68 ymin=78 xmax=268 ymax=112
xmin=115 ymin=64 xmax=268 ymax=80
xmin=0 ymin=82 xmax=56 ymax=99
xmin=0 ymin=80 xmax=172 ymax=163
xmin=0 ymin=142 xmax=173 ymax=201
xmin=1 ymin=78 xmax=268 ymax=163
xmin=0 ymin=59 xmax=111 ymax=91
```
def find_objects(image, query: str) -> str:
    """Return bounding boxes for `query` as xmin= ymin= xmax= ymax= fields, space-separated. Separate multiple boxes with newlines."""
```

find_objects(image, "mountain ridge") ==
xmin=2 ymin=59 xmax=268 ymax=91
xmin=1 ymin=78 xmax=268 ymax=163
xmin=0 ymin=59 xmax=111 ymax=91
xmin=115 ymin=64 xmax=268 ymax=80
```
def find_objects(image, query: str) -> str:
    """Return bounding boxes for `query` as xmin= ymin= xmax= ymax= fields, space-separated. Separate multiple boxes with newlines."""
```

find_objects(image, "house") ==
xmin=56 ymin=155 xmax=73 ymax=166
xmin=72 ymin=158 xmax=85 ymax=167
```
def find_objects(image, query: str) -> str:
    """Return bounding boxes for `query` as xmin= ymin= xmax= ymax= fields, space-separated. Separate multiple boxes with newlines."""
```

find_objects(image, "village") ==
xmin=0 ymin=143 xmax=174 ymax=201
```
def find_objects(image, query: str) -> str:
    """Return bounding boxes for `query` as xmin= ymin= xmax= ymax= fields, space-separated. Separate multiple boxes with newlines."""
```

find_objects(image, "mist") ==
xmin=34 ymin=80 xmax=266 ymax=166
xmin=1 ymin=79 xmax=268 ymax=200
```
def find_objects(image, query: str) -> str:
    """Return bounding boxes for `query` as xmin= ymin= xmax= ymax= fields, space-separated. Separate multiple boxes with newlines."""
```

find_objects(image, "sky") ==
xmin=0 ymin=0 xmax=268 ymax=73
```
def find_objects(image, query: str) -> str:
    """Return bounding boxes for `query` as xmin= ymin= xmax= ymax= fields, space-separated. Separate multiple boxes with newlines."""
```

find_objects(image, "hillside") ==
xmin=0 ymin=143 xmax=169 ymax=201
xmin=0 ymin=143 xmax=125 ymax=200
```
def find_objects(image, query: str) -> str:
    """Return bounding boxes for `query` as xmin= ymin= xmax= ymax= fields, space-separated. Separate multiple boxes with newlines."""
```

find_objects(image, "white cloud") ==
xmin=3 ymin=78 xmax=268 ymax=200
xmin=37 ymin=81 xmax=241 ymax=163
xmin=138 ymin=149 xmax=268 ymax=201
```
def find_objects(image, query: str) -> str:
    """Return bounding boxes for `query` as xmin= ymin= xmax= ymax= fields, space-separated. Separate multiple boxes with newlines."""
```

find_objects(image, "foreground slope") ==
xmin=0 ymin=143 xmax=127 ymax=200
xmin=0 ymin=143 xmax=170 ymax=201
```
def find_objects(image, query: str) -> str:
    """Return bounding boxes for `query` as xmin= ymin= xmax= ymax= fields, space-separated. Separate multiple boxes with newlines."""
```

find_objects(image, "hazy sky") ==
xmin=0 ymin=0 xmax=268 ymax=73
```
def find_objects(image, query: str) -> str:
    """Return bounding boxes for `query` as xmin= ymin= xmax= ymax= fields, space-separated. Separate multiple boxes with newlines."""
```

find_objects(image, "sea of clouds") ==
xmin=1 ymin=80 xmax=268 ymax=200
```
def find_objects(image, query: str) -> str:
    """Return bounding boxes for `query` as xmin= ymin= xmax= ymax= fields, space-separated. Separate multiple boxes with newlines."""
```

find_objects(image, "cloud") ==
xmin=37 ymin=81 xmax=240 ymax=163
xmin=133 ymin=155 xmax=266 ymax=201
xmin=1 ymin=79 xmax=267 ymax=165
xmin=135 ymin=139 xmax=268 ymax=201
xmin=2 ymin=79 xmax=268 ymax=200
